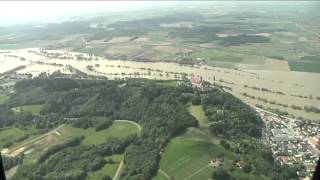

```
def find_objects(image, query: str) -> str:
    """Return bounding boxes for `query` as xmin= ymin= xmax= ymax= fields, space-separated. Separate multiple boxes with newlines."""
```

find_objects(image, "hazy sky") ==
xmin=0 ymin=1 xmax=173 ymax=25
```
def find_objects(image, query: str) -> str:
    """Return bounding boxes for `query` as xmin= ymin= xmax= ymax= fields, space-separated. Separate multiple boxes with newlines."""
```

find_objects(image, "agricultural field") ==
xmin=154 ymin=137 xmax=259 ymax=180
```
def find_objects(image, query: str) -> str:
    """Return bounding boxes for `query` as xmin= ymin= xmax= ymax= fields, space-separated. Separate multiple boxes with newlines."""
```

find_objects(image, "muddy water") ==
xmin=1 ymin=48 xmax=320 ymax=121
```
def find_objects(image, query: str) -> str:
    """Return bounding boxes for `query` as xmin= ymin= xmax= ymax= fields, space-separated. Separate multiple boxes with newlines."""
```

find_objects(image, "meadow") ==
xmin=0 ymin=95 xmax=10 ymax=104
xmin=0 ymin=126 xmax=40 ymax=148
xmin=59 ymin=120 xmax=140 ymax=145
xmin=188 ymin=105 xmax=208 ymax=127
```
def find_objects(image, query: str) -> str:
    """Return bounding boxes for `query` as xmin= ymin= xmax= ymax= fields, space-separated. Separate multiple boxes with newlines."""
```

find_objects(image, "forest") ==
xmin=0 ymin=76 xmax=298 ymax=179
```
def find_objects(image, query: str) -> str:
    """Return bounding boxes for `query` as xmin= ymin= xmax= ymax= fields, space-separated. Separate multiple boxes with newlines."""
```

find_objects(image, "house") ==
xmin=308 ymin=137 xmax=319 ymax=149
xmin=236 ymin=161 xmax=245 ymax=169
xmin=210 ymin=158 xmax=222 ymax=167
xmin=191 ymin=75 xmax=203 ymax=88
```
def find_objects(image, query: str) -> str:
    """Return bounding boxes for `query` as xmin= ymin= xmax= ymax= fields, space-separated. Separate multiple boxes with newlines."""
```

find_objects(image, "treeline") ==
xmin=243 ymin=85 xmax=285 ymax=95
xmin=37 ymin=136 xmax=83 ymax=163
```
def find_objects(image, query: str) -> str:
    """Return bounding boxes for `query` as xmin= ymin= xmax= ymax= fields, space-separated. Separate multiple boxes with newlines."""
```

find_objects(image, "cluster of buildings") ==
xmin=259 ymin=111 xmax=320 ymax=179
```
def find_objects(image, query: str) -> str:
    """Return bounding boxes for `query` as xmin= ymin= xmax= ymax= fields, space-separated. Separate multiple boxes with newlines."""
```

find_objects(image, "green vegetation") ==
xmin=188 ymin=105 xmax=208 ymax=127
xmin=1 ymin=77 xmax=297 ymax=179
xmin=0 ymin=95 xmax=10 ymax=104
xmin=0 ymin=126 xmax=39 ymax=148
xmin=60 ymin=121 xmax=139 ymax=145
xmin=191 ymin=49 xmax=243 ymax=63
xmin=219 ymin=34 xmax=271 ymax=46
xmin=289 ymin=61 xmax=320 ymax=73
xmin=16 ymin=104 xmax=44 ymax=115
xmin=88 ymin=154 xmax=123 ymax=180
xmin=300 ymin=54 xmax=320 ymax=62
xmin=77 ymin=46 xmax=107 ymax=56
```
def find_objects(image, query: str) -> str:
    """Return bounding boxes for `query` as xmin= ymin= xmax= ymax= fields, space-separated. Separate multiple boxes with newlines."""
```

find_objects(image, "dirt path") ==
xmin=183 ymin=164 xmax=210 ymax=180
xmin=5 ymin=124 xmax=65 ymax=156
xmin=113 ymin=160 xmax=124 ymax=180
xmin=158 ymin=169 xmax=171 ymax=180
xmin=115 ymin=120 xmax=142 ymax=133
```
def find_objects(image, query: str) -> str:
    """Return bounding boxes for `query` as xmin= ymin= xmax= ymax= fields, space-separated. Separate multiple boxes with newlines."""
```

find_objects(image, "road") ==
xmin=3 ymin=124 xmax=65 ymax=156
xmin=158 ymin=169 xmax=171 ymax=180
xmin=113 ymin=160 xmax=124 ymax=180
xmin=115 ymin=120 xmax=142 ymax=133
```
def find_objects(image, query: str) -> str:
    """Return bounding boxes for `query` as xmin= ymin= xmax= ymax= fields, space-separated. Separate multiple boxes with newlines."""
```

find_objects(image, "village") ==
xmin=259 ymin=109 xmax=320 ymax=180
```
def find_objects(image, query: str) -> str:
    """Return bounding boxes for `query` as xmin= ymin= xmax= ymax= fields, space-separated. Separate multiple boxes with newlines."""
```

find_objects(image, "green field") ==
xmin=154 ymin=138 xmax=232 ymax=180
xmin=191 ymin=49 xmax=243 ymax=63
xmin=17 ymin=104 xmax=44 ymax=115
xmin=154 ymin=136 xmax=259 ymax=180
xmin=0 ymin=126 xmax=40 ymax=148
xmin=188 ymin=105 xmax=208 ymax=127
xmin=59 ymin=121 xmax=140 ymax=145
xmin=0 ymin=95 xmax=10 ymax=104
xmin=88 ymin=154 xmax=123 ymax=180
xmin=289 ymin=61 xmax=320 ymax=73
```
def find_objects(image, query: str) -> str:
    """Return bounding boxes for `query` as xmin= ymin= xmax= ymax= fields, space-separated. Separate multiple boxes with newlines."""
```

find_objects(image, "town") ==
xmin=257 ymin=107 xmax=320 ymax=180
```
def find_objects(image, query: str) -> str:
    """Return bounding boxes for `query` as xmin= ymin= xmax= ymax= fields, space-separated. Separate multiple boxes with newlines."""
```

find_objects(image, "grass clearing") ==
xmin=0 ymin=95 xmax=10 ymax=104
xmin=59 ymin=121 xmax=140 ymax=145
xmin=188 ymin=105 xmax=208 ymax=127
xmin=17 ymin=104 xmax=44 ymax=115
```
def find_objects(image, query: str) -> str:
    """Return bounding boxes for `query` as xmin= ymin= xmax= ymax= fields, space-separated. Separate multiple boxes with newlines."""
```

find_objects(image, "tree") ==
xmin=213 ymin=167 xmax=231 ymax=180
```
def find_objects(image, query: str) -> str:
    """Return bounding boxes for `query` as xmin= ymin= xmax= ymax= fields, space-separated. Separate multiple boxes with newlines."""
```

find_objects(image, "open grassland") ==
xmin=0 ymin=95 xmax=10 ymax=104
xmin=59 ymin=121 xmax=140 ymax=145
xmin=16 ymin=104 xmax=44 ymax=115
xmin=0 ymin=126 xmax=40 ymax=149
xmin=88 ymin=154 xmax=123 ymax=180
xmin=188 ymin=105 xmax=208 ymax=127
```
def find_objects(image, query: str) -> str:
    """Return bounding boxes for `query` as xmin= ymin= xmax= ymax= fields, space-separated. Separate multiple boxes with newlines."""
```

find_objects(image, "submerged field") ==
xmin=1 ymin=49 xmax=318 ymax=121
